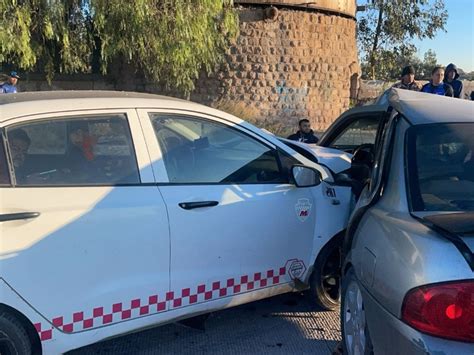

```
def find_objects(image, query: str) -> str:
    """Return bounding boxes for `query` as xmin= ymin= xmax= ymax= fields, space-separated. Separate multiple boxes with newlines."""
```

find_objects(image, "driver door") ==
xmin=319 ymin=106 xmax=387 ymax=153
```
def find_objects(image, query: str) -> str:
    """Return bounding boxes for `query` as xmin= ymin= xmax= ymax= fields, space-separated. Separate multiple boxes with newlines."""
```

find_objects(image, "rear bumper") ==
xmin=361 ymin=285 xmax=474 ymax=355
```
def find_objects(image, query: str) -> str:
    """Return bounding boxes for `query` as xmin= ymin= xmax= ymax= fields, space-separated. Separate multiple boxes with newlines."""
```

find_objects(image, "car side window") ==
xmin=0 ymin=134 xmax=11 ymax=186
xmin=329 ymin=116 xmax=380 ymax=150
xmin=150 ymin=114 xmax=286 ymax=184
xmin=6 ymin=114 xmax=140 ymax=186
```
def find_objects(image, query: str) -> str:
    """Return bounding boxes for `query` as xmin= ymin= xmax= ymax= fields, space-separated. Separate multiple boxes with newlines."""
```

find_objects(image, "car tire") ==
xmin=0 ymin=311 xmax=32 ymax=355
xmin=341 ymin=268 xmax=374 ymax=355
xmin=307 ymin=237 xmax=341 ymax=311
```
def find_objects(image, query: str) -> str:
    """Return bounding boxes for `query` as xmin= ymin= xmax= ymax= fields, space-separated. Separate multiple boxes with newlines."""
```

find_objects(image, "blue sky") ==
xmin=412 ymin=0 xmax=474 ymax=72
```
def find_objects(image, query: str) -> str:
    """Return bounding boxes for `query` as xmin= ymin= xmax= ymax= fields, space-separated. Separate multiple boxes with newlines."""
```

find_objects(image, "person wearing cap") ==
xmin=443 ymin=63 xmax=463 ymax=98
xmin=392 ymin=65 xmax=421 ymax=91
xmin=0 ymin=71 xmax=20 ymax=94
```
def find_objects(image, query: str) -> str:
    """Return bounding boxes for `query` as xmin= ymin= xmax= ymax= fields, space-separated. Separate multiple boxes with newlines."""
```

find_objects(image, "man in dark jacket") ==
xmin=392 ymin=65 xmax=421 ymax=91
xmin=421 ymin=66 xmax=454 ymax=97
xmin=443 ymin=63 xmax=464 ymax=98
xmin=287 ymin=119 xmax=319 ymax=144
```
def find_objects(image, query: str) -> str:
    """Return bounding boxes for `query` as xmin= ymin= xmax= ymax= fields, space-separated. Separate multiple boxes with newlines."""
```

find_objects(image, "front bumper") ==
xmin=361 ymin=285 xmax=474 ymax=355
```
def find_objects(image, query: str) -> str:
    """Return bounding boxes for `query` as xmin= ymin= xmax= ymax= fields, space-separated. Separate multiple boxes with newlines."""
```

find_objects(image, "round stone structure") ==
xmin=191 ymin=0 xmax=359 ymax=132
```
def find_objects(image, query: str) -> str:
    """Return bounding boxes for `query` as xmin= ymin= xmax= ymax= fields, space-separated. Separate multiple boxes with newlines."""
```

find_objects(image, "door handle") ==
xmin=0 ymin=212 xmax=40 ymax=222
xmin=178 ymin=201 xmax=219 ymax=210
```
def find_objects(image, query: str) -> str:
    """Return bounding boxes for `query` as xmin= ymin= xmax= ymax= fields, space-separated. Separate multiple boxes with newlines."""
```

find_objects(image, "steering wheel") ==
xmin=352 ymin=144 xmax=374 ymax=158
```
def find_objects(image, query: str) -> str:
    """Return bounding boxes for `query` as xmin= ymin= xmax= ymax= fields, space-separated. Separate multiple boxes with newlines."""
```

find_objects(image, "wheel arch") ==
xmin=0 ymin=303 xmax=42 ymax=355
xmin=305 ymin=229 xmax=345 ymax=284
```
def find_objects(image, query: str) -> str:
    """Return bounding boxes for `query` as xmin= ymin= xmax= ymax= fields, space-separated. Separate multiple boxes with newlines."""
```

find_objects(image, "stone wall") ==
xmin=15 ymin=4 xmax=359 ymax=132
xmin=192 ymin=6 xmax=359 ymax=131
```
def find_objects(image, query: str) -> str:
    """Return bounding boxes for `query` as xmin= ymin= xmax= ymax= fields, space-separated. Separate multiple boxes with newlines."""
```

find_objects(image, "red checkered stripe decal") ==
xmin=34 ymin=266 xmax=287 ymax=341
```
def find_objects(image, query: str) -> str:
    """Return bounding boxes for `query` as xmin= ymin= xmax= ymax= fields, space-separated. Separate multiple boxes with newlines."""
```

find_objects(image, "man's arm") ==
xmin=457 ymin=81 xmax=464 ymax=99
xmin=445 ymin=84 xmax=454 ymax=97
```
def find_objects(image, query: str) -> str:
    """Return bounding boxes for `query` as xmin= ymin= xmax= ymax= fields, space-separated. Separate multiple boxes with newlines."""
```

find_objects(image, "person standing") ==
xmin=0 ymin=71 xmax=20 ymax=93
xmin=392 ymin=65 xmax=421 ymax=91
xmin=421 ymin=66 xmax=454 ymax=97
xmin=443 ymin=63 xmax=464 ymax=98
xmin=287 ymin=119 xmax=319 ymax=144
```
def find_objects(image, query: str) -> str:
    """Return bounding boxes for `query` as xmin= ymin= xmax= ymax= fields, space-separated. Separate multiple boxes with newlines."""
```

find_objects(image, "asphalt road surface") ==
xmin=70 ymin=292 xmax=341 ymax=354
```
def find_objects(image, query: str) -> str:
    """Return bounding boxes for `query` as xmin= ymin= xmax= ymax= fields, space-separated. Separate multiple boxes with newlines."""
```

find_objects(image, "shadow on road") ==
xmin=70 ymin=292 xmax=341 ymax=354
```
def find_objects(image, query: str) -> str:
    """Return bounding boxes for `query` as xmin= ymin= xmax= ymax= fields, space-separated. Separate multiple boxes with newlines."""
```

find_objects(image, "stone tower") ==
xmin=191 ymin=0 xmax=359 ymax=131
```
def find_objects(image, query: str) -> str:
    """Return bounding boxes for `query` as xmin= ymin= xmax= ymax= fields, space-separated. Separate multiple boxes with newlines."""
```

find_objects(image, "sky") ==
xmin=357 ymin=0 xmax=474 ymax=72
xmin=411 ymin=0 xmax=474 ymax=72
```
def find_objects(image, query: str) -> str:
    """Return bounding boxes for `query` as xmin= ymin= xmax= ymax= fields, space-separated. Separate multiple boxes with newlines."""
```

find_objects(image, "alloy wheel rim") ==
xmin=344 ymin=280 xmax=366 ymax=355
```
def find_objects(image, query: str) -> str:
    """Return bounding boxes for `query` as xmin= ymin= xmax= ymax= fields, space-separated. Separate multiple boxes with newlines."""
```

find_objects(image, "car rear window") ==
xmin=407 ymin=123 xmax=474 ymax=212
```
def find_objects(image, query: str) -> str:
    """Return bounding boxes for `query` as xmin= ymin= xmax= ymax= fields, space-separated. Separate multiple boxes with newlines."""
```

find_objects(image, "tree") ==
xmin=417 ymin=49 xmax=438 ymax=79
xmin=0 ymin=0 xmax=238 ymax=94
xmin=358 ymin=0 xmax=447 ymax=80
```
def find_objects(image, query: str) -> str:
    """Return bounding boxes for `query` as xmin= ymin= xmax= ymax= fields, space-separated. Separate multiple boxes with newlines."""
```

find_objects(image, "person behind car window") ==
xmin=421 ymin=66 xmax=454 ymax=97
xmin=287 ymin=119 xmax=319 ymax=144
xmin=443 ymin=63 xmax=463 ymax=99
xmin=8 ymin=128 xmax=31 ymax=181
xmin=392 ymin=65 xmax=421 ymax=91
xmin=66 ymin=122 xmax=97 ymax=178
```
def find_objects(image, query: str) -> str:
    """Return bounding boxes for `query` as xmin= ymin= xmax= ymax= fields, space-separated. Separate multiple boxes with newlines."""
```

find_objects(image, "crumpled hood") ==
xmin=305 ymin=145 xmax=352 ymax=174
xmin=278 ymin=137 xmax=352 ymax=174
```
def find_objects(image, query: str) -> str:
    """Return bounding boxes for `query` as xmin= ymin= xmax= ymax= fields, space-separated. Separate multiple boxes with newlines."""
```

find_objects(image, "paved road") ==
xmin=70 ymin=292 xmax=341 ymax=354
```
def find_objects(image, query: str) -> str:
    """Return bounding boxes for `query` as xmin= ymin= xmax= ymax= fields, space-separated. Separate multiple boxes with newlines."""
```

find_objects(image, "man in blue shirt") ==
xmin=0 ymin=71 xmax=20 ymax=93
xmin=421 ymin=66 xmax=454 ymax=97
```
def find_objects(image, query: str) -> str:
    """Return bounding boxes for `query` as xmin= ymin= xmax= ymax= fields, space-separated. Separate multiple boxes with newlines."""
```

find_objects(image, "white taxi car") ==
xmin=0 ymin=91 xmax=352 ymax=354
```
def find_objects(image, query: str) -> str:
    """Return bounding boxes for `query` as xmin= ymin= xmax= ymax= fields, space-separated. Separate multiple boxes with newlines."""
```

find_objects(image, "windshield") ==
xmin=407 ymin=123 xmax=474 ymax=212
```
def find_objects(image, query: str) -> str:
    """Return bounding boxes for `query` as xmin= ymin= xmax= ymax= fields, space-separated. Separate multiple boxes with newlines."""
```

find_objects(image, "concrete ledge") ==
xmin=235 ymin=0 xmax=356 ymax=18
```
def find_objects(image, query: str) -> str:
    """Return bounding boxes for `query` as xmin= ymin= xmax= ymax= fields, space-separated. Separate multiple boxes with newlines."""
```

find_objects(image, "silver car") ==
xmin=341 ymin=89 xmax=474 ymax=354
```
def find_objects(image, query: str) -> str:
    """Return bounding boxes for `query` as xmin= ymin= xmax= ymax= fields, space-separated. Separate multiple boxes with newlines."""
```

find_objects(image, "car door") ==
xmin=0 ymin=110 xmax=170 ymax=339
xmin=138 ymin=110 xmax=326 ymax=312
xmin=319 ymin=105 xmax=388 ymax=153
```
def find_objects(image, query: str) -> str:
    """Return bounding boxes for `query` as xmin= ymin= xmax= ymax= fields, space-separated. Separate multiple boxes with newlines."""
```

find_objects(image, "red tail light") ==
xmin=402 ymin=281 xmax=474 ymax=343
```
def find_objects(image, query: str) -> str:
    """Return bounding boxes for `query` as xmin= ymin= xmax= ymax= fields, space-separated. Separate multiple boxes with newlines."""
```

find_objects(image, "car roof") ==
xmin=387 ymin=88 xmax=474 ymax=125
xmin=0 ymin=90 xmax=241 ymax=124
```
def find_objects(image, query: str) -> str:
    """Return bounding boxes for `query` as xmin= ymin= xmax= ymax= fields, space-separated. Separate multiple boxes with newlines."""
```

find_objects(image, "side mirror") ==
xmin=291 ymin=165 xmax=322 ymax=187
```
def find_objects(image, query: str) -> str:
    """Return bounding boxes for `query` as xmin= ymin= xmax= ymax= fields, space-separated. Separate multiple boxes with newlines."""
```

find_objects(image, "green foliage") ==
xmin=358 ymin=0 xmax=447 ymax=80
xmin=0 ymin=0 xmax=238 ymax=93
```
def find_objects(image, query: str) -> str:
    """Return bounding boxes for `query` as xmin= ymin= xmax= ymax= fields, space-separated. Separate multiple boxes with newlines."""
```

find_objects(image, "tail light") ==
xmin=401 ymin=280 xmax=474 ymax=343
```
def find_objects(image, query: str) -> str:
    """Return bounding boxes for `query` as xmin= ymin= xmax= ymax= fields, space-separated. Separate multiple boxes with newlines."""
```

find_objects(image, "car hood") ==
xmin=305 ymin=145 xmax=352 ymax=174
xmin=277 ymin=137 xmax=352 ymax=174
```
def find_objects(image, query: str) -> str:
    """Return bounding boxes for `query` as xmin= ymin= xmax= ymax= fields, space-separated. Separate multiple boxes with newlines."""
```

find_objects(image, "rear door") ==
xmin=138 ymin=110 xmax=325 ymax=312
xmin=0 ymin=110 xmax=170 ymax=339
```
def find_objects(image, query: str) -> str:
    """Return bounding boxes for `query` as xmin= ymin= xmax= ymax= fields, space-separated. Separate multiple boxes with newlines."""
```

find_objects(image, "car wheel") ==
xmin=0 ymin=311 xmax=32 ymax=355
xmin=341 ymin=268 xmax=374 ymax=355
xmin=307 ymin=238 xmax=341 ymax=311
